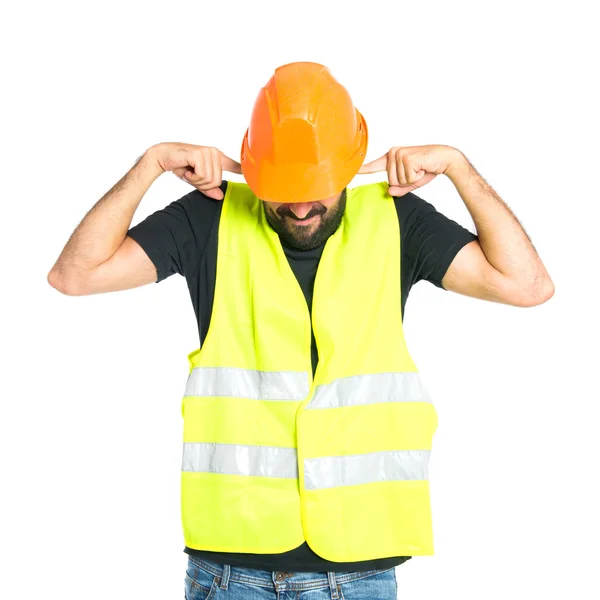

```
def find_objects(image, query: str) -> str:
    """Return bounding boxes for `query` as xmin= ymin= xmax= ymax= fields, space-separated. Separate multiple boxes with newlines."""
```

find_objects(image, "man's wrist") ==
xmin=443 ymin=148 xmax=471 ymax=184
xmin=138 ymin=145 xmax=166 ymax=181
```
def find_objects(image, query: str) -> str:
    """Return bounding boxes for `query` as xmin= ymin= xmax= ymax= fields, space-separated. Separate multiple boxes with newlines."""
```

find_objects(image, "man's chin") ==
xmin=287 ymin=232 xmax=315 ymax=246
xmin=281 ymin=227 xmax=321 ymax=250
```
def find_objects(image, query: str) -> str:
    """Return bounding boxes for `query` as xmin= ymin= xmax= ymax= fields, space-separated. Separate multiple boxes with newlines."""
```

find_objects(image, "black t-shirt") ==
xmin=127 ymin=180 xmax=478 ymax=572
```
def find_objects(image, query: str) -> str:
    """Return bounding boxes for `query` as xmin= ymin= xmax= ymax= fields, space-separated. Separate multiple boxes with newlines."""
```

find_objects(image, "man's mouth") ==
xmin=287 ymin=213 xmax=320 ymax=224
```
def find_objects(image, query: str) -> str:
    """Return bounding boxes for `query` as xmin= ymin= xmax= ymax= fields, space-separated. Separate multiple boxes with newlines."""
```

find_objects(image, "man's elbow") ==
xmin=516 ymin=276 xmax=555 ymax=307
xmin=47 ymin=267 xmax=90 ymax=296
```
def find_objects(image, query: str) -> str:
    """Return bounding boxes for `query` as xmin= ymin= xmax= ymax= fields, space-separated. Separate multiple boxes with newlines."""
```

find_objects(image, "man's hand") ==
xmin=150 ymin=142 xmax=242 ymax=200
xmin=358 ymin=144 xmax=460 ymax=197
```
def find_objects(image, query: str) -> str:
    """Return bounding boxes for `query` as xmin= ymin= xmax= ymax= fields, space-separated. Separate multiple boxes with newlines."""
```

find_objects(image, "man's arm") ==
xmin=442 ymin=150 xmax=554 ymax=307
xmin=47 ymin=149 xmax=164 ymax=295
xmin=47 ymin=143 xmax=241 ymax=296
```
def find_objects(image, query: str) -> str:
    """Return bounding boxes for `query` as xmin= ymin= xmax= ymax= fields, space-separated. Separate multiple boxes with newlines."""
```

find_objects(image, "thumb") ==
xmin=357 ymin=154 xmax=388 ymax=174
xmin=202 ymin=187 xmax=225 ymax=200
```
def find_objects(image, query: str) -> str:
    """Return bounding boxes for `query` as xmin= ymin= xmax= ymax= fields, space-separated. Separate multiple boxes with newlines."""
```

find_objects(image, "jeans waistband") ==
xmin=188 ymin=555 xmax=394 ymax=595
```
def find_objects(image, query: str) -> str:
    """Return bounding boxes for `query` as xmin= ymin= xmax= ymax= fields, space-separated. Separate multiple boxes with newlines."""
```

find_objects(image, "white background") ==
xmin=1 ymin=1 xmax=598 ymax=598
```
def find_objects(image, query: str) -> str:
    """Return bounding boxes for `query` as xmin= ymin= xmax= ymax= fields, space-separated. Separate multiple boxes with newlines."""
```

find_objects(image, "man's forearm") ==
xmin=445 ymin=150 xmax=554 ymax=299
xmin=50 ymin=148 xmax=163 ymax=278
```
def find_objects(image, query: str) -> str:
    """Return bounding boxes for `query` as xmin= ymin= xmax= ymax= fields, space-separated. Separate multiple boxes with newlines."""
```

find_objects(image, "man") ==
xmin=48 ymin=62 xmax=554 ymax=600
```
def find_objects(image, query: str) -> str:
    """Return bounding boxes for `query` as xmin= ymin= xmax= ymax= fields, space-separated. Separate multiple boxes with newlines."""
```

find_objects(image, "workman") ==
xmin=48 ymin=61 xmax=554 ymax=600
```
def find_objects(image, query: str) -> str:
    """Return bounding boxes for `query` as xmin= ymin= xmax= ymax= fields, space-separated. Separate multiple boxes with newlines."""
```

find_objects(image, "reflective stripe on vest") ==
xmin=308 ymin=372 xmax=431 ymax=409
xmin=184 ymin=366 xmax=309 ymax=401
xmin=182 ymin=442 xmax=298 ymax=479
xmin=182 ymin=442 xmax=430 ymax=491
xmin=303 ymin=449 xmax=431 ymax=490
xmin=185 ymin=368 xmax=429 ymax=408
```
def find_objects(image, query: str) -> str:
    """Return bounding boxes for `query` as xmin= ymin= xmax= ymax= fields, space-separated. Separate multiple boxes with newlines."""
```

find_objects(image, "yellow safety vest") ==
xmin=180 ymin=180 xmax=438 ymax=562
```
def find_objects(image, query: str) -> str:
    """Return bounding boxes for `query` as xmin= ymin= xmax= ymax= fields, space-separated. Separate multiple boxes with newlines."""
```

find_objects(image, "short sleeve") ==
xmin=127 ymin=181 xmax=226 ymax=282
xmin=396 ymin=192 xmax=478 ymax=295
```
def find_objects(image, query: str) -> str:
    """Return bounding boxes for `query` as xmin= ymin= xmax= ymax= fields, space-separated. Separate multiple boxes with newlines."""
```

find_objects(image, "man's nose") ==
xmin=288 ymin=203 xmax=314 ymax=219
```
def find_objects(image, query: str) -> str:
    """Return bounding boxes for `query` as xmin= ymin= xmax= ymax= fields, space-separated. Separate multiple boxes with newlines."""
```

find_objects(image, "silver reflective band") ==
xmin=308 ymin=372 xmax=432 ymax=409
xmin=182 ymin=442 xmax=299 ymax=479
xmin=185 ymin=367 xmax=309 ymax=401
xmin=303 ymin=449 xmax=431 ymax=490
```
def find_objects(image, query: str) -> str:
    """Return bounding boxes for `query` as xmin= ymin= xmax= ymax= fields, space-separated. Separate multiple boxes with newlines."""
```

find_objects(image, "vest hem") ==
xmin=184 ymin=539 xmax=307 ymax=555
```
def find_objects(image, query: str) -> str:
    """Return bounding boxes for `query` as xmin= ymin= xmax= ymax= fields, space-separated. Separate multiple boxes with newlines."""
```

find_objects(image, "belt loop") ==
xmin=327 ymin=571 xmax=340 ymax=600
xmin=220 ymin=564 xmax=231 ymax=590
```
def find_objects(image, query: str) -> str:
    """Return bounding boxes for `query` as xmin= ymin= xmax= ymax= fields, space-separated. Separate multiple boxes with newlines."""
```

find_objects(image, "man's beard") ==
xmin=263 ymin=188 xmax=347 ymax=250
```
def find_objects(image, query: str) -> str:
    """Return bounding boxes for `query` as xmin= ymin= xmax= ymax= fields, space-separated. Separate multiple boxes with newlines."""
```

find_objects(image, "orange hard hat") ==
xmin=241 ymin=62 xmax=368 ymax=203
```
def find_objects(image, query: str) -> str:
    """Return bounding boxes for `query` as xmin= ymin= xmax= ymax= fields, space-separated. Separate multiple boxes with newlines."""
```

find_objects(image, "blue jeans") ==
xmin=185 ymin=556 xmax=398 ymax=599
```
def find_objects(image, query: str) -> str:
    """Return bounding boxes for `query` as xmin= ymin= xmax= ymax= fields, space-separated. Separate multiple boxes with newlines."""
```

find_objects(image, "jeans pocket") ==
xmin=337 ymin=568 xmax=397 ymax=600
xmin=184 ymin=559 xmax=219 ymax=600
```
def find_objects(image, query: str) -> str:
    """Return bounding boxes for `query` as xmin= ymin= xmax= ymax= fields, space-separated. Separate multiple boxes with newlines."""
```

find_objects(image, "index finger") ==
xmin=221 ymin=153 xmax=243 ymax=174
xmin=357 ymin=154 xmax=388 ymax=174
